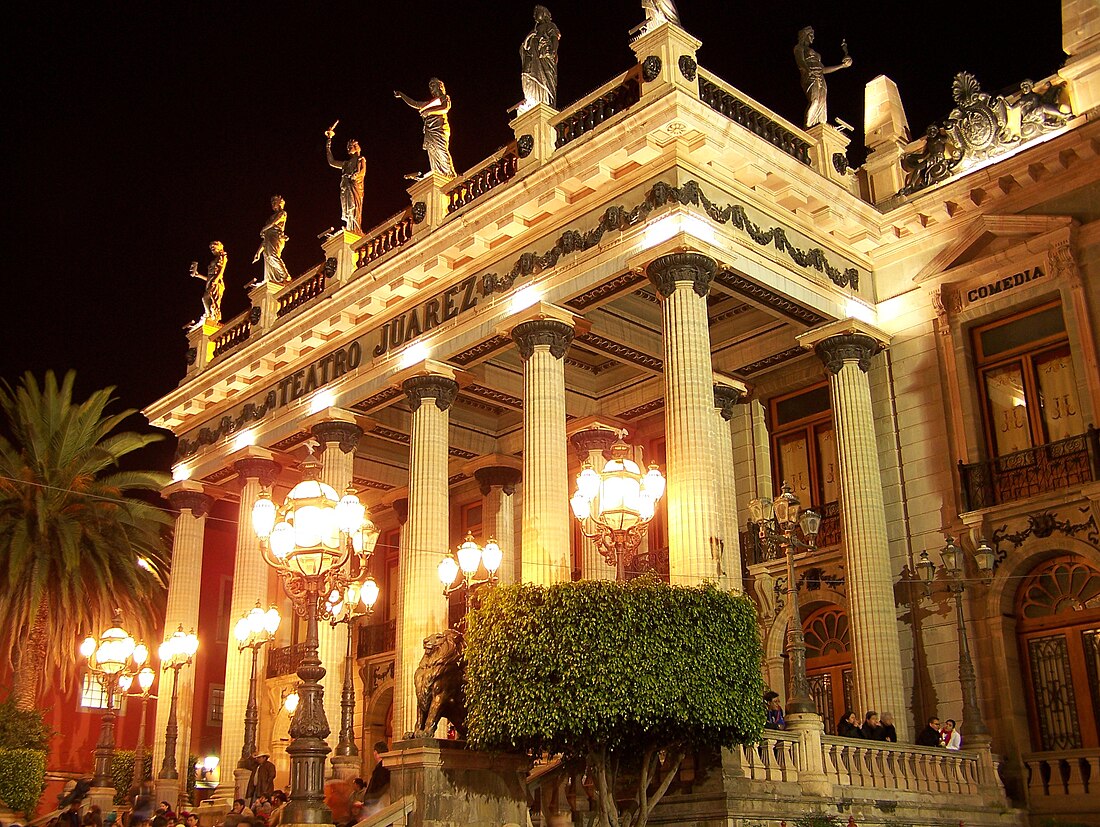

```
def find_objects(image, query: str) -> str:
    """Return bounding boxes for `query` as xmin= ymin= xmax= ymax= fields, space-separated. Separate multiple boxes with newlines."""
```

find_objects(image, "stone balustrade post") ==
xmin=392 ymin=365 xmax=457 ymax=738
xmin=154 ymin=482 xmax=215 ymax=808
xmin=185 ymin=322 xmax=220 ymax=376
xmin=508 ymin=304 xmax=578 ymax=585
xmin=510 ymin=103 xmax=557 ymax=171
xmin=405 ymin=173 xmax=453 ymax=230
xmin=799 ymin=320 xmax=908 ymax=741
xmin=646 ymin=253 xmax=723 ymax=586
xmin=248 ymin=280 xmax=283 ymax=330
xmin=629 ymin=15 xmax=702 ymax=100
xmin=786 ymin=713 xmax=833 ymax=797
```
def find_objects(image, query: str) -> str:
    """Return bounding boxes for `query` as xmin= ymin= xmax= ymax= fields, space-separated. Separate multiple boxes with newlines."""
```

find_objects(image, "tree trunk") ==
xmin=12 ymin=600 xmax=49 ymax=711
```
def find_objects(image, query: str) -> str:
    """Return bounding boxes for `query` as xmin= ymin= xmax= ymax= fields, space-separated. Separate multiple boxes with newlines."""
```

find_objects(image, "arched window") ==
xmin=1017 ymin=555 xmax=1100 ymax=751
xmin=801 ymin=605 xmax=852 ymax=733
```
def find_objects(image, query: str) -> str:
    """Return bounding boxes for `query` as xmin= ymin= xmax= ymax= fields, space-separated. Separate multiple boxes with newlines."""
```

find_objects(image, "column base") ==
xmin=383 ymin=738 xmax=530 ymax=827
xmin=86 ymin=788 xmax=116 ymax=814
xmin=330 ymin=754 xmax=362 ymax=781
xmin=154 ymin=778 xmax=181 ymax=812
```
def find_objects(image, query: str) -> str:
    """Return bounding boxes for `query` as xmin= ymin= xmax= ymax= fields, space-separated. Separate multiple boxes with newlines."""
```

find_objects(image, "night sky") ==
xmin=3 ymin=1 xmax=1065 ymax=468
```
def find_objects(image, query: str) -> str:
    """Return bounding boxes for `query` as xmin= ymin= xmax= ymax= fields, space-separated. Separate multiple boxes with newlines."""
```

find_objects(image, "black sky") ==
xmin=2 ymin=1 xmax=1065 ymax=468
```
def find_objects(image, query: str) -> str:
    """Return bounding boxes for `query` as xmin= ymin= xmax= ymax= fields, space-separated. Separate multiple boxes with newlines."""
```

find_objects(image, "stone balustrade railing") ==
xmin=727 ymin=731 xmax=801 ymax=783
xmin=551 ymin=65 xmax=643 ymax=149
xmin=822 ymin=736 xmax=980 ymax=796
xmin=446 ymin=144 xmax=519 ymax=214
xmin=697 ymin=68 xmax=813 ymax=166
xmin=1024 ymin=748 xmax=1100 ymax=803
xmin=354 ymin=205 xmax=418 ymax=270
xmin=209 ymin=310 xmax=254 ymax=359
xmin=276 ymin=264 xmax=328 ymax=319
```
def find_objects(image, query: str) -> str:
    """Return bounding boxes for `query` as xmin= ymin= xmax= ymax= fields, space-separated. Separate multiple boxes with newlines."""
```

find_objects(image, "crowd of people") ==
xmin=763 ymin=691 xmax=963 ymax=748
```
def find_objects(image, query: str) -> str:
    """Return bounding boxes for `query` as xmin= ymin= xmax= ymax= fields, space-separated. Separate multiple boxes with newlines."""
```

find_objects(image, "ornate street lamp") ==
xmin=438 ymin=532 xmax=502 ymax=623
xmin=157 ymin=625 xmax=199 ymax=783
xmin=80 ymin=611 xmax=150 ymax=789
xmin=128 ymin=666 xmax=157 ymax=797
xmin=251 ymin=448 xmax=377 ymax=825
xmin=234 ymin=603 xmax=281 ymax=770
xmin=915 ymin=536 xmax=994 ymax=746
xmin=326 ymin=574 xmax=380 ymax=762
xmin=569 ymin=435 xmax=665 ymax=579
xmin=748 ymin=483 xmax=822 ymax=716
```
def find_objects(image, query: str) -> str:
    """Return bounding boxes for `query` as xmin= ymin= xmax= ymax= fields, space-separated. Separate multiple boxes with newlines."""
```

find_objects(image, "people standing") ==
xmin=837 ymin=710 xmax=862 ymax=738
xmin=879 ymin=712 xmax=898 ymax=743
xmin=942 ymin=719 xmax=962 ymax=750
xmin=764 ymin=691 xmax=786 ymax=731
xmin=860 ymin=711 xmax=883 ymax=740
xmin=362 ymin=741 xmax=392 ymax=817
xmin=916 ymin=715 xmax=943 ymax=747
xmin=247 ymin=753 xmax=277 ymax=805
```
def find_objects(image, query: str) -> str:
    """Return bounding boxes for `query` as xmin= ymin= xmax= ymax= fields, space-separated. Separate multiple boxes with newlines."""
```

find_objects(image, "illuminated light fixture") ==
xmin=309 ymin=389 xmax=337 ymax=415
xmin=643 ymin=212 xmax=716 ymax=250
xmin=509 ymin=284 xmax=541 ymax=314
xmin=845 ymin=301 xmax=878 ymax=325
xmin=234 ymin=429 xmax=257 ymax=452
xmin=438 ymin=532 xmax=501 ymax=624
xmin=570 ymin=433 xmax=665 ymax=579
xmin=284 ymin=689 xmax=300 ymax=714
xmin=398 ymin=341 xmax=432 ymax=370
xmin=172 ymin=464 xmax=192 ymax=482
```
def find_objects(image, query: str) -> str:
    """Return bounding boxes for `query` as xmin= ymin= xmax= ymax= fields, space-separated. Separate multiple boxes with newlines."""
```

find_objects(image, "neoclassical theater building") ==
xmin=142 ymin=2 xmax=1100 ymax=824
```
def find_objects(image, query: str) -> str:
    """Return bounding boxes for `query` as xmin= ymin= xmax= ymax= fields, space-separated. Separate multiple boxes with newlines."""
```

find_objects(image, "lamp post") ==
xmin=128 ymin=666 xmax=157 ymax=797
xmin=326 ymin=576 xmax=380 ymax=763
xmin=748 ymin=483 xmax=822 ymax=716
xmin=569 ymin=434 xmax=665 ymax=579
xmin=438 ymin=532 xmax=502 ymax=624
xmin=157 ymin=625 xmax=199 ymax=782
xmin=916 ymin=536 xmax=994 ymax=746
xmin=234 ymin=603 xmax=281 ymax=769
xmin=80 ymin=611 xmax=150 ymax=790
xmin=251 ymin=447 xmax=377 ymax=825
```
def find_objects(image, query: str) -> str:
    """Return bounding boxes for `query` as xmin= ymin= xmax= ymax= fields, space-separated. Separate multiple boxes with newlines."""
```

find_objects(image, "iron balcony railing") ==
xmin=266 ymin=642 xmax=308 ymax=678
xmin=357 ymin=619 xmax=397 ymax=659
xmin=958 ymin=426 xmax=1099 ymax=511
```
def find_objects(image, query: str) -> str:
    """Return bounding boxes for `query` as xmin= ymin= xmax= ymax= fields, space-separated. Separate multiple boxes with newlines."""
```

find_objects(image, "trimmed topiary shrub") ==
xmin=110 ymin=749 xmax=152 ymax=805
xmin=0 ymin=696 xmax=52 ymax=752
xmin=0 ymin=747 xmax=46 ymax=815
xmin=465 ymin=575 xmax=765 ymax=827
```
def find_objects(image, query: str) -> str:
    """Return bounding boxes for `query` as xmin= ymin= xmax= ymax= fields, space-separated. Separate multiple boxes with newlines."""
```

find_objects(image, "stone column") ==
xmin=153 ymin=482 xmax=214 ymax=807
xmin=568 ymin=426 xmax=620 ymax=581
xmin=510 ymin=310 xmax=576 ymax=585
xmin=394 ymin=371 xmax=457 ymax=738
xmin=471 ymin=463 xmax=522 ymax=586
xmin=713 ymin=383 xmax=745 ymax=593
xmin=801 ymin=323 xmax=908 ymax=741
xmin=646 ymin=253 xmax=723 ymax=586
xmin=217 ymin=449 xmax=280 ymax=799
xmin=310 ymin=416 xmax=364 ymax=779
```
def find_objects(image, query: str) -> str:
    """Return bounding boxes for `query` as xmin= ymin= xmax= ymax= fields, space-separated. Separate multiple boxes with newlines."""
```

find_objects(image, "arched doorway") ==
xmin=1016 ymin=555 xmax=1100 ymax=751
xmin=802 ymin=604 xmax=853 ymax=734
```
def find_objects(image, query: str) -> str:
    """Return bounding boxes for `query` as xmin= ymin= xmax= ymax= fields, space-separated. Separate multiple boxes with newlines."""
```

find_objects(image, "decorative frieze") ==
xmin=713 ymin=270 xmax=828 ymax=326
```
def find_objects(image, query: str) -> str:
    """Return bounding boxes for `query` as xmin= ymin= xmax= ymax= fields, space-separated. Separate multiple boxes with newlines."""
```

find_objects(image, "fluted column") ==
xmin=310 ymin=417 xmax=363 ymax=773
xmin=807 ymin=326 xmax=908 ymax=741
xmin=472 ymin=464 xmax=522 ymax=585
xmin=394 ymin=372 xmax=456 ymax=737
xmin=153 ymin=482 xmax=214 ymax=804
xmin=568 ymin=426 xmax=620 ymax=580
xmin=647 ymin=253 xmax=722 ymax=585
xmin=511 ymin=313 xmax=575 ymax=585
xmin=713 ymin=383 xmax=745 ymax=593
xmin=218 ymin=449 xmax=279 ymax=798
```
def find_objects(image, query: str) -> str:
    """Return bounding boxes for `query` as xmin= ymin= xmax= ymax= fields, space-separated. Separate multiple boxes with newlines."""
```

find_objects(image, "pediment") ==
xmin=913 ymin=214 xmax=1072 ymax=283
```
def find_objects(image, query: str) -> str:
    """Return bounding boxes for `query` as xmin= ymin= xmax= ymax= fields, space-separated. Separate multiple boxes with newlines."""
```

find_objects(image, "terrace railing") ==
xmin=355 ymin=205 xmax=418 ymax=270
xmin=210 ymin=309 xmax=254 ymax=359
xmin=357 ymin=619 xmax=397 ymax=659
xmin=266 ymin=642 xmax=309 ymax=678
xmin=552 ymin=65 xmax=643 ymax=149
xmin=276 ymin=264 xmax=328 ymax=319
xmin=447 ymin=144 xmax=519 ymax=214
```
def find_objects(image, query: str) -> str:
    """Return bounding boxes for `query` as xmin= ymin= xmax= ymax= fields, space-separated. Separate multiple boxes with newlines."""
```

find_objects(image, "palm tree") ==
xmin=0 ymin=371 xmax=171 ymax=710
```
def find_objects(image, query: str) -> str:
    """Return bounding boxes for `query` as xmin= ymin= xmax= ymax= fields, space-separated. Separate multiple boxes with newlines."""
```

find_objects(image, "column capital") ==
xmin=472 ymin=466 xmax=522 ymax=496
xmin=713 ymin=383 xmax=747 ymax=421
xmin=797 ymin=319 xmax=890 ymax=375
xmin=163 ymin=481 xmax=216 ymax=518
xmin=645 ymin=252 xmax=716 ymax=298
xmin=310 ymin=419 xmax=364 ymax=455
xmin=401 ymin=373 xmax=459 ymax=412
xmin=232 ymin=447 xmax=280 ymax=488
xmin=568 ymin=426 xmax=620 ymax=464
xmin=511 ymin=318 xmax=575 ymax=361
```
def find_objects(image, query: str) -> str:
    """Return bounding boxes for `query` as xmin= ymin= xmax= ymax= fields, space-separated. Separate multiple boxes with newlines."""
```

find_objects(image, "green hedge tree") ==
xmin=465 ymin=576 xmax=765 ymax=827
xmin=0 ymin=747 xmax=46 ymax=815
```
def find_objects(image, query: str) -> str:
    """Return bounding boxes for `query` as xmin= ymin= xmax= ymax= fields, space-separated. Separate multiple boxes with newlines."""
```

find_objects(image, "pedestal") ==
xmin=86 ymin=788 xmax=116 ymax=814
xmin=154 ymin=779 xmax=181 ymax=812
xmin=785 ymin=713 xmax=832 ymax=797
xmin=196 ymin=797 xmax=230 ymax=827
xmin=330 ymin=755 xmax=361 ymax=782
xmin=383 ymin=739 xmax=530 ymax=827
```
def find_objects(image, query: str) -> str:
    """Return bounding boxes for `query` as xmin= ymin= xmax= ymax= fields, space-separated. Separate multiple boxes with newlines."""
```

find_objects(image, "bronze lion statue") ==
xmin=409 ymin=628 xmax=466 ymax=738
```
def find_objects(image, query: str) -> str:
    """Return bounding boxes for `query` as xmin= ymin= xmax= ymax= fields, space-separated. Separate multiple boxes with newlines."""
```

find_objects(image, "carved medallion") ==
xmin=411 ymin=202 xmax=427 ymax=224
xmin=249 ymin=306 xmax=262 ymax=325
xmin=678 ymin=55 xmax=697 ymax=82
xmin=642 ymin=55 xmax=662 ymax=82
xmin=517 ymin=134 xmax=534 ymax=158
xmin=185 ymin=347 xmax=197 ymax=366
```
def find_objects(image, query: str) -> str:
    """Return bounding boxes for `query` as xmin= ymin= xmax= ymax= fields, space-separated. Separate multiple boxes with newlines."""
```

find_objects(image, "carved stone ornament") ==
xmin=311 ymin=420 xmax=363 ymax=455
xmin=402 ymin=374 xmax=459 ymax=412
xmin=185 ymin=347 xmax=197 ymax=366
xmin=167 ymin=489 xmax=214 ymax=518
xmin=511 ymin=318 xmax=575 ymax=361
xmin=642 ymin=55 xmax=662 ymax=82
xmin=569 ymin=427 xmax=620 ymax=463
xmin=678 ymin=55 xmax=697 ymax=82
xmin=814 ymin=332 xmax=884 ymax=374
xmin=473 ymin=465 xmax=522 ymax=496
xmin=831 ymin=152 xmax=849 ymax=175
xmin=646 ymin=251 xmax=717 ymax=298
xmin=517 ymin=134 xmax=535 ymax=158
xmin=248 ymin=306 xmax=262 ymax=325
xmin=411 ymin=202 xmax=427 ymax=224
xmin=323 ymin=257 xmax=338 ymax=279
xmin=713 ymin=383 xmax=745 ymax=420
xmin=233 ymin=456 xmax=280 ymax=488
xmin=391 ymin=497 xmax=409 ymax=525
